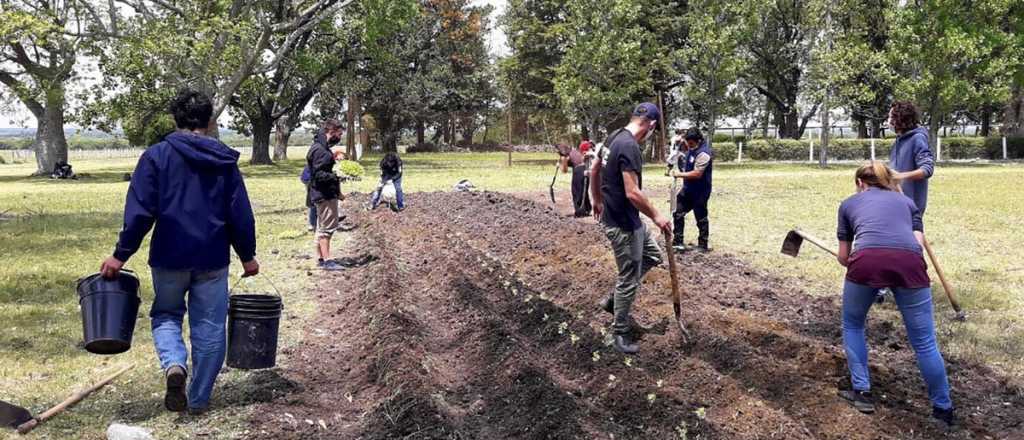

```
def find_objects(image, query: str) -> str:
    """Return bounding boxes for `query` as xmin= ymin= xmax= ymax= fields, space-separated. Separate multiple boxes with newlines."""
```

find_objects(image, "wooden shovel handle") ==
xmin=922 ymin=237 xmax=963 ymax=314
xmin=796 ymin=229 xmax=839 ymax=257
xmin=17 ymin=364 xmax=134 ymax=434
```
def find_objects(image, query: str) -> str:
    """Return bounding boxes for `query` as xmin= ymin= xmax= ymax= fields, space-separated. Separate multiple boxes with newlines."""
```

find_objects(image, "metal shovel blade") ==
xmin=781 ymin=230 xmax=805 ymax=257
xmin=0 ymin=400 xmax=32 ymax=430
xmin=549 ymin=186 xmax=556 ymax=204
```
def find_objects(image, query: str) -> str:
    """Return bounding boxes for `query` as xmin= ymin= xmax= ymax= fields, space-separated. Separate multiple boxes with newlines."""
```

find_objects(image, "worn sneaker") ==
xmin=319 ymin=260 xmax=345 ymax=271
xmin=932 ymin=406 xmax=958 ymax=429
xmin=838 ymin=389 xmax=875 ymax=414
xmin=599 ymin=295 xmax=614 ymax=315
xmin=164 ymin=365 xmax=187 ymax=412
xmin=187 ymin=406 xmax=209 ymax=417
xmin=672 ymin=244 xmax=688 ymax=253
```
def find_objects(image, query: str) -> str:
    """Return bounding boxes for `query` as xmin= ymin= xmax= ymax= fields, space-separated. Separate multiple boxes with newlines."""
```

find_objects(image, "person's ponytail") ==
xmin=856 ymin=161 xmax=899 ymax=191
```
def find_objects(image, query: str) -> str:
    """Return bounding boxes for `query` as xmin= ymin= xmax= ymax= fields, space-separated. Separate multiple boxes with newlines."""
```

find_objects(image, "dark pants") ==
xmin=673 ymin=192 xmax=710 ymax=247
xmin=571 ymin=165 xmax=591 ymax=216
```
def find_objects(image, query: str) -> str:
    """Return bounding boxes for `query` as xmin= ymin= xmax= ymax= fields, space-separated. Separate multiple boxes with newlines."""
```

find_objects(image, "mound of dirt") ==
xmin=249 ymin=192 xmax=1023 ymax=439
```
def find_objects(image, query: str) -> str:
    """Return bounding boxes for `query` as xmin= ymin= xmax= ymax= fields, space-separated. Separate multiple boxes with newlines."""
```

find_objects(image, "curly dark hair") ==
xmin=169 ymin=89 xmax=213 ymax=130
xmin=889 ymin=101 xmax=919 ymax=133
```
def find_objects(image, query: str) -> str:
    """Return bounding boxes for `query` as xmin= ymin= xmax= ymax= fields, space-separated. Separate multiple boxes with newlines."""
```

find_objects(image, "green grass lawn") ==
xmin=0 ymin=152 xmax=1021 ymax=439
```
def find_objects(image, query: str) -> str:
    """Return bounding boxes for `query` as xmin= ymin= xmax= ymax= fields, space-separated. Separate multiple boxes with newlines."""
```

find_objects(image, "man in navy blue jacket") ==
xmin=99 ymin=89 xmax=258 ymax=415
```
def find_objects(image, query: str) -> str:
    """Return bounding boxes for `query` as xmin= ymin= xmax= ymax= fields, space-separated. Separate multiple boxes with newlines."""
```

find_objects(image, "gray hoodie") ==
xmin=889 ymin=126 xmax=934 ymax=218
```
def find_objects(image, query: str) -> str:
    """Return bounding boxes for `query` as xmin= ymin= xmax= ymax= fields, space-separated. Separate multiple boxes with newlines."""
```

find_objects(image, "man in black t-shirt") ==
xmin=589 ymin=102 xmax=673 ymax=354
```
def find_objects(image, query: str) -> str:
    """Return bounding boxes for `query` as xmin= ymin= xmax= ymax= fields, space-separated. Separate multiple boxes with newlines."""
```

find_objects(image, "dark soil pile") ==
xmin=249 ymin=192 xmax=1023 ymax=439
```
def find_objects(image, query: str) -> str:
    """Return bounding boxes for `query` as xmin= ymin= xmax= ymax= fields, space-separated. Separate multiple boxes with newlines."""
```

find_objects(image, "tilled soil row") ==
xmin=251 ymin=192 xmax=1023 ymax=439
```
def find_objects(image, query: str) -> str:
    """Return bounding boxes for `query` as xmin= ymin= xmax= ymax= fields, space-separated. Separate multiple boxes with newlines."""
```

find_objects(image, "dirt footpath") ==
xmin=249 ymin=192 xmax=1023 ymax=439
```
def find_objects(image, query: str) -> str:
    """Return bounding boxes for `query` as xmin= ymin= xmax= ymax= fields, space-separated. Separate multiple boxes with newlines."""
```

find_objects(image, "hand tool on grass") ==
xmin=548 ymin=162 xmax=559 ymax=204
xmin=781 ymin=228 xmax=838 ymax=257
xmin=922 ymin=236 xmax=966 ymax=321
xmin=4 ymin=364 xmax=133 ymax=434
xmin=663 ymin=230 xmax=690 ymax=342
xmin=782 ymin=227 xmax=966 ymax=321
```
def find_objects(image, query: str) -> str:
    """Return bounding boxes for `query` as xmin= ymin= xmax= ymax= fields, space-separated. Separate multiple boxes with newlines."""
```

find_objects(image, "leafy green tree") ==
xmin=0 ymin=0 xmax=113 ymax=174
xmin=827 ymin=0 xmax=896 ymax=138
xmin=888 ymin=0 xmax=1019 ymax=148
xmin=742 ymin=0 xmax=827 ymax=139
xmin=672 ymin=0 xmax=752 ymax=142
xmin=554 ymin=0 xmax=663 ymax=134
xmin=228 ymin=19 xmax=360 ymax=163
xmin=81 ymin=0 xmax=353 ymax=153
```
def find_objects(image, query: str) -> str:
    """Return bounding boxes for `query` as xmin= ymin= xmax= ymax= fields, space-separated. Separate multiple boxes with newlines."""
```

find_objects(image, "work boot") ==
xmin=165 ymin=365 xmax=188 ymax=412
xmin=838 ymin=389 xmax=875 ymax=414
xmin=932 ymin=406 xmax=958 ymax=429
xmin=696 ymin=218 xmax=711 ymax=252
xmin=613 ymin=334 xmax=639 ymax=354
xmin=672 ymin=215 xmax=686 ymax=249
xmin=599 ymin=295 xmax=614 ymax=315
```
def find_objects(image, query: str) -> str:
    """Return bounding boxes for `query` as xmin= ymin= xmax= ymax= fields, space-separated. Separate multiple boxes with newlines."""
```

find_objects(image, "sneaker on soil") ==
xmin=599 ymin=296 xmax=614 ymax=315
xmin=318 ymin=260 xmax=345 ymax=271
xmin=164 ymin=365 xmax=187 ymax=412
xmin=613 ymin=334 xmax=639 ymax=354
xmin=672 ymin=245 xmax=688 ymax=253
xmin=932 ymin=406 xmax=958 ymax=429
xmin=187 ymin=406 xmax=209 ymax=417
xmin=838 ymin=389 xmax=875 ymax=414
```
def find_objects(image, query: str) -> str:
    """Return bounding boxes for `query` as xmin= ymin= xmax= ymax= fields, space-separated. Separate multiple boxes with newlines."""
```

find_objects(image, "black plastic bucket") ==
xmin=77 ymin=271 xmax=141 ymax=355
xmin=226 ymin=294 xmax=283 ymax=369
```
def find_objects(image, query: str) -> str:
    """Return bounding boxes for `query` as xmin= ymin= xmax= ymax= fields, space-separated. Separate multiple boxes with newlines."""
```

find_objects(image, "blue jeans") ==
xmin=307 ymin=206 xmax=317 ymax=228
xmin=842 ymin=280 xmax=953 ymax=409
xmin=370 ymin=177 xmax=405 ymax=209
xmin=151 ymin=267 xmax=230 ymax=409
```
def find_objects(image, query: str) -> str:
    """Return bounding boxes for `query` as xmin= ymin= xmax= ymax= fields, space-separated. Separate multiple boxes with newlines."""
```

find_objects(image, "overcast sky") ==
xmin=475 ymin=0 xmax=510 ymax=57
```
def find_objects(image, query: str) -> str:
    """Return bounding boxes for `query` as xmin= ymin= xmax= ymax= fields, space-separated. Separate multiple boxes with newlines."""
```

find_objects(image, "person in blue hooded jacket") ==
xmin=888 ymin=101 xmax=935 ymax=220
xmin=99 ymin=89 xmax=259 ymax=415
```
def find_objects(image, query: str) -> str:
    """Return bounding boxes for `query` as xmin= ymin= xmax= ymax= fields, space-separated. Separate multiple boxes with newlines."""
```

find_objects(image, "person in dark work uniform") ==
xmin=670 ymin=128 xmax=713 ymax=252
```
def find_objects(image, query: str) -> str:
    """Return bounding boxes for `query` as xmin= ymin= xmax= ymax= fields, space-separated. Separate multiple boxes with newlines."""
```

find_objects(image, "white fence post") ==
xmin=737 ymin=142 xmax=743 ymax=163
xmin=870 ymin=138 xmax=876 ymax=161
xmin=1003 ymin=137 xmax=1008 ymax=160
xmin=809 ymin=138 xmax=814 ymax=162
xmin=936 ymin=137 xmax=942 ymax=162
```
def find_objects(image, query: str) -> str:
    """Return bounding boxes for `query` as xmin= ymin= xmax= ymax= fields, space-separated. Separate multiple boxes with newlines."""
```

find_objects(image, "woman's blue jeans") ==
xmin=150 ymin=267 xmax=230 ymax=410
xmin=842 ymin=280 xmax=953 ymax=410
xmin=308 ymin=206 xmax=317 ymax=228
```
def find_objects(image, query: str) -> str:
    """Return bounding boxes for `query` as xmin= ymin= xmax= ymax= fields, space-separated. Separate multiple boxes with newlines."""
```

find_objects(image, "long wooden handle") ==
xmin=17 ymin=364 xmax=134 ymax=434
xmin=663 ymin=230 xmax=681 ymax=304
xmin=796 ymin=230 xmax=839 ymax=257
xmin=922 ymin=237 xmax=963 ymax=314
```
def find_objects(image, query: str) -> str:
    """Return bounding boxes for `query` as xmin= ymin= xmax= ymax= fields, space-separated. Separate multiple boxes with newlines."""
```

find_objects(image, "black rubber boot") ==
xmin=165 ymin=365 xmax=188 ymax=412
xmin=932 ymin=406 xmax=958 ymax=429
xmin=697 ymin=218 xmax=711 ymax=252
xmin=613 ymin=334 xmax=639 ymax=354
xmin=838 ymin=389 xmax=875 ymax=414
xmin=672 ymin=210 xmax=686 ymax=248
xmin=599 ymin=295 xmax=614 ymax=315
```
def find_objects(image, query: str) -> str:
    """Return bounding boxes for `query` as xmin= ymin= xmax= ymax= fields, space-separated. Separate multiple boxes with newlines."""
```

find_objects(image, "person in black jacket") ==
xmin=99 ymin=89 xmax=258 ymax=415
xmin=368 ymin=152 xmax=405 ymax=211
xmin=306 ymin=119 xmax=346 ymax=270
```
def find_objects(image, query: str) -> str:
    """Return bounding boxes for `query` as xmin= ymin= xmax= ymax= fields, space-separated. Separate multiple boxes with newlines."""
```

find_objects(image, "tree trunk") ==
xmin=854 ymin=115 xmax=869 ymax=138
xmin=927 ymin=95 xmax=942 ymax=150
xmin=980 ymin=108 xmax=992 ymax=137
xmin=250 ymin=114 xmax=274 ymax=165
xmin=868 ymin=119 xmax=883 ymax=139
xmin=273 ymin=116 xmax=291 ymax=161
xmin=416 ymin=120 xmax=425 ymax=145
xmin=1005 ymin=82 xmax=1023 ymax=136
xmin=819 ymin=104 xmax=830 ymax=168
xmin=33 ymin=90 xmax=70 ymax=176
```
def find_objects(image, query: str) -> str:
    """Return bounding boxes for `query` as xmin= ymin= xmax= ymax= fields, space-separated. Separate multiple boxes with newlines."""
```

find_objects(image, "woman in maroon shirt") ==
xmin=835 ymin=162 xmax=955 ymax=428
